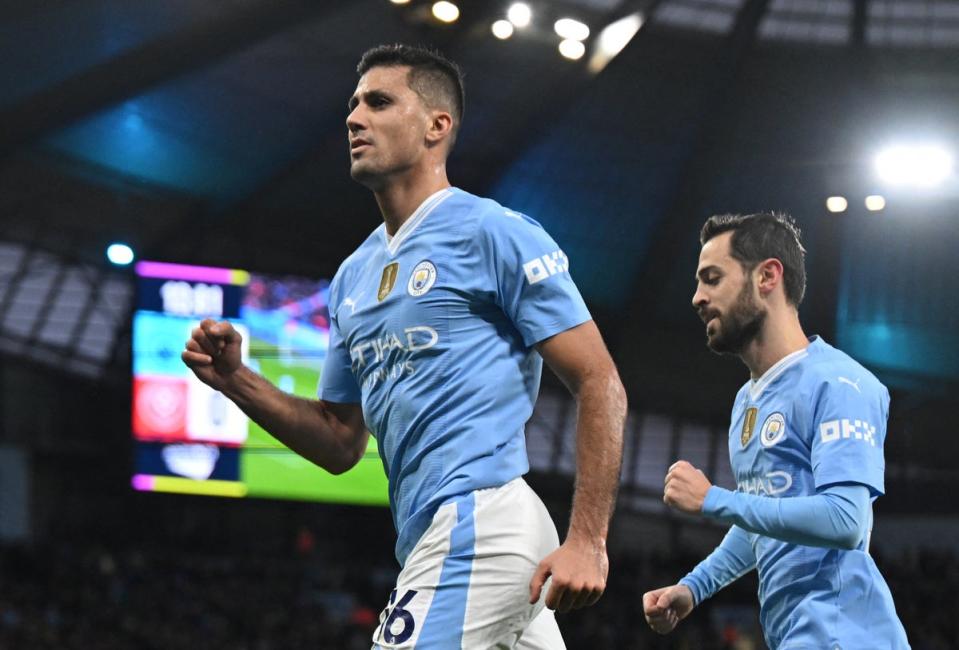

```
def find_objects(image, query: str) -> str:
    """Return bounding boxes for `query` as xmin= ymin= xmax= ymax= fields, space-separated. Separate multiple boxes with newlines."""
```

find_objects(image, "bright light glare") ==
xmin=389 ymin=0 xmax=411 ymax=4
xmin=589 ymin=13 xmax=643 ymax=74
xmin=107 ymin=243 xmax=135 ymax=266
xmin=559 ymin=39 xmax=586 ymax=60
xmin=554 ymin=18 xmax=590 ymax=41
xmin=865 ymin=195 xmax=886 ymax=211
xmin=432 ymin=1 xmax=459 ymax=23
xmin=874 ymin=145 xmax=953 ymax=188
xmin=826 ymin=196 xmax=848 ymax=213
xmin=508 ymin=3 xmax=532 ymax=28
xmin=492 ymin=19 xmax=514 ymax=39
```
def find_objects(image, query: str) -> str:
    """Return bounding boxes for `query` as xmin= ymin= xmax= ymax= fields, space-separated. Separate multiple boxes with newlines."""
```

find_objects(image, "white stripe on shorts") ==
xmin=372 ymin=478 xmax=566 ymax=649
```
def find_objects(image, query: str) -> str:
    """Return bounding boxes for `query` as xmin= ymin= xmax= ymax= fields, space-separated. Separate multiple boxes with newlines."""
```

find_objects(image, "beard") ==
xmin=706 ymin=279 xmax=766 ymax=355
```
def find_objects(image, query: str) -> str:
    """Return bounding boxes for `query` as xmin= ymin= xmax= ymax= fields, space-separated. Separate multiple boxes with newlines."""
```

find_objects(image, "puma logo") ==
xmin=838 ymin=376 xmax=861 ymax=393
xmin=342 ymin=291 xmax=365 ymax=315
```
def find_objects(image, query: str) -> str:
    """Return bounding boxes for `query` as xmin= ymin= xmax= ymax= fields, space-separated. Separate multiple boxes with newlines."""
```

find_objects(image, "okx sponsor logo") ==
xmin=523 ymin=250 xmax=570 ymax=285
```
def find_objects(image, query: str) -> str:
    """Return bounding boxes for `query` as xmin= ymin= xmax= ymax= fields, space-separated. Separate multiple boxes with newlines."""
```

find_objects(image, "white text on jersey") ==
xmin=350 ymin=326 xmax=439 ymax=368
xmin=738 ymin=470 xmax=793 ymax=496
xmin=819 ymin=419 xmax=877 ymax=447
xmin=523 ymin=250 xmax=570 ymax=285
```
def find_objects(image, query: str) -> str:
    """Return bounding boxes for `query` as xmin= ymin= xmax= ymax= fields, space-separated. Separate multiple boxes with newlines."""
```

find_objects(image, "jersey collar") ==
xmin=381 ymin=188 xmax=454 ymax=257
xmin=749 ymin=345 xmax=809 ymax=401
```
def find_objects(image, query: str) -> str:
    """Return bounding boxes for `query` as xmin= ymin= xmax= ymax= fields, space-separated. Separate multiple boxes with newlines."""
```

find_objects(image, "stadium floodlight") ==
xmin=865 ymin=195 xmax=886 ymax=211
xmin=508 ymin=3 xmax=532 ymax=28
xmin=874 ymin=144 xmax=954 ymax=188
xmin=107 ymin=243 xmax=135 ymax=266
xmin=559 ymin=39 xmax=586 ymax=60
xmin=492 ymin=19 xmax=514 ymax=39
xmin=554 ymin=18 xmax=590 ymax=41
xmin=588 ymin=13 xmax=643 ymax=74
xmin=825 ymin=196 xmax=848 ymax=213
xmin=432 ymin=1 xmax=459 ymax=23
xmin=389 ymin=0 xmax=411 ymax=4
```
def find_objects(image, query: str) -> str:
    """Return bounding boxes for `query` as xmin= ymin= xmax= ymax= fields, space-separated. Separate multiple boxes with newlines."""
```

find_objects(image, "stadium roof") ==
xmin=0 ymin=0 xmax=957 ymax=413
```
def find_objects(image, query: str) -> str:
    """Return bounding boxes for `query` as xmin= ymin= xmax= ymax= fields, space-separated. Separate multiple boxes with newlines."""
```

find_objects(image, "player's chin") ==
xmin=349 ymin=159 xmax=377 ymax=181
xmin=705 ymin=322 xmax=719 ymax=342
xmin=705 ymin=332 xmax=730 ymax=353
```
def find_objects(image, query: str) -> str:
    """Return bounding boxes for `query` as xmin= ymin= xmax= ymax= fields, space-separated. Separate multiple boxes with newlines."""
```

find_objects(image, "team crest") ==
xmin=378 ymin=262 xmax=399 ymax=301
xmin=407 ymin=260 xmax=437 ymax=297
xmin=741 ymin=407 xmax=758 ymax=447
xmin=760 ymin=412 xmax=787 ymax=448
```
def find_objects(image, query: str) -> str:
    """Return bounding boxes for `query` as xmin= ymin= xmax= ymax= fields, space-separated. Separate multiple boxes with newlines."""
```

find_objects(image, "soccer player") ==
xmin=182 ymin=44 xmax=626 ymax=649
xmin=642 ymin=213 xmax=910 ymax=649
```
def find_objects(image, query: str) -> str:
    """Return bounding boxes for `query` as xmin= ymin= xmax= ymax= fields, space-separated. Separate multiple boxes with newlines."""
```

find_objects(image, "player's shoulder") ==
xmin=451 ymin=188 xmax=546 ymax=238
xmin=798 ymin=337 xmax=887 ymax=399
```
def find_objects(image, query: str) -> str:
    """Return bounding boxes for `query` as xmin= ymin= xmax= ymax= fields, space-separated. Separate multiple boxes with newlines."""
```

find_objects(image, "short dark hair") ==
xmin=357 ymin=44 xmax=465 ymax=150
xmin=700 ymin=212 xmax=807 ymax=307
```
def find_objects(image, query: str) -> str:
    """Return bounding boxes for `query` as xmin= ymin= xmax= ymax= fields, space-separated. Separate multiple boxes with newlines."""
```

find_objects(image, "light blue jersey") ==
xmin=318 ymin=188 xmax=590 ymax=565
xmin=723 ymin=336 xmax=909 ymax=649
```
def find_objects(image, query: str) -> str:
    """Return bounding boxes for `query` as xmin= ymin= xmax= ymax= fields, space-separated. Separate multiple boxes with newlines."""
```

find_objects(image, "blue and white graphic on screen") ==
xmin=727 ymin=337 xmax=909 ymax=649
xmin=318 ymin=188 xmax=591 ymax=565
xmin=133 ymin=311 xmax=192 ymax=378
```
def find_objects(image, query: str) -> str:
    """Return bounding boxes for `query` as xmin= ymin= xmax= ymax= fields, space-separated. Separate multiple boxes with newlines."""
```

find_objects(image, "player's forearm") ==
xmin=221 ymin=365 xmax=363 ymax=473
xmin=679 ymin=525 xmax=755 ymax=606
xmin=566 ymin=370 xmax=627 ymax=545
xmin=702 ymin=483 xmax=869 ymax=549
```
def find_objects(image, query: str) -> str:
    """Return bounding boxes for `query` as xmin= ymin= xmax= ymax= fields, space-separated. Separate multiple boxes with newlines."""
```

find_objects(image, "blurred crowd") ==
xmin=0 ymin=537 xmax=955 ymax=649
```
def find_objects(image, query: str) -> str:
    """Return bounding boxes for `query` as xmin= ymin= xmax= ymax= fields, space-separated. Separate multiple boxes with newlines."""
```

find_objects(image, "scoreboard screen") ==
xmin=131 ymin=260 xmax=388 ymax=506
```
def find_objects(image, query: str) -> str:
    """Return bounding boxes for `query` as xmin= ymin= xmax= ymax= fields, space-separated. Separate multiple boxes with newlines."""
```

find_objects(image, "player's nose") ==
xmin=692 ymin=286 xmax=707 ymax=311
xmin=346 ymin=106 xmax=366 ymax=134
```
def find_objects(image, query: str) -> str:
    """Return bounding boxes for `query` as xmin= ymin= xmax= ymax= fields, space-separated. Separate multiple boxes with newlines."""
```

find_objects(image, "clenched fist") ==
xmin=642 ymin=584 xmax=694 ymax=634
xmin=663 ymin=460 xmax=712 ymax=514
xmin=529 ymin=537 xmax=609 ymax=613
xmin=181 ymin=318 xmax=244 ymax=392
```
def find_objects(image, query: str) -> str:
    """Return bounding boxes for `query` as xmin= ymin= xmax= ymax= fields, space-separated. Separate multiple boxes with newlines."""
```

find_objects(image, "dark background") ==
xmin=1 ymin=0 xmax=957 ymax=648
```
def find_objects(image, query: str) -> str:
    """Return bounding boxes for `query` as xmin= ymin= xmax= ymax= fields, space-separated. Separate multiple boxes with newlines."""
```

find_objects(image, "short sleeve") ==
xmin=317 ymin=313 xmax=361 ymax=404
xmin=476 ymin=209 xmax=591 ymax=347
xmin=810 ymin=378 xmax=888 ymax=496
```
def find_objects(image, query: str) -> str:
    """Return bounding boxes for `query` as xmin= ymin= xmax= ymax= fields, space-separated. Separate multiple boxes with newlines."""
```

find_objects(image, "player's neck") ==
xmin=741 ymin=309 xmax=808 ymax=380
xmin=374 ymin=166 xmax=451 ymax=236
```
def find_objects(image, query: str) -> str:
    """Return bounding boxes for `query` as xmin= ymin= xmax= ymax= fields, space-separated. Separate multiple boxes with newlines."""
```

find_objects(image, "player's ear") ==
xmin=756 ymin=258 xmax=783 ymax=296
xmin=425 ymin=110 xmax=453 ymax=148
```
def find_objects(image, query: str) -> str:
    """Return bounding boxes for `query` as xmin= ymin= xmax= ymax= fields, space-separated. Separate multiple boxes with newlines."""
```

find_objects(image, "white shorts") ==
xmin=371 ymin=478 xmax=566 ymax=649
